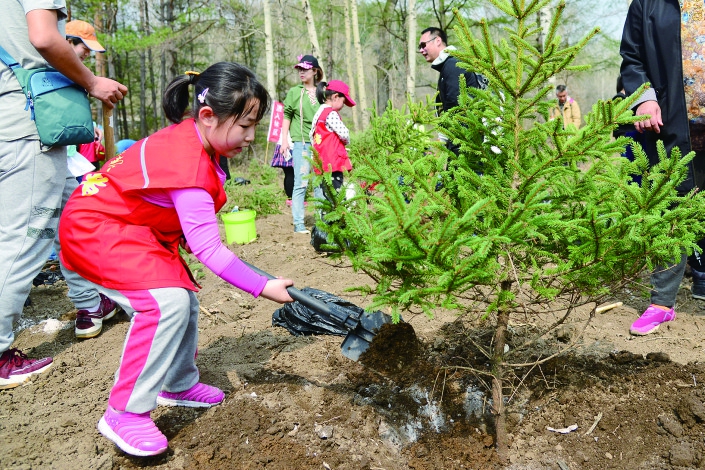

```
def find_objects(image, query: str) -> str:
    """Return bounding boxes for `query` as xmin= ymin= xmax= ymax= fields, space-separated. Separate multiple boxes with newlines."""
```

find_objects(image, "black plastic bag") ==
xmin=272 ymin=287 xmax=364 ymax=336
xmin=310 ymin=225 xmax=340 ymax=253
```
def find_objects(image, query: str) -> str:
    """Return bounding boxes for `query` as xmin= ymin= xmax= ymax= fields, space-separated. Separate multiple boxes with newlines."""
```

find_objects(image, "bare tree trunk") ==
xmin=262 ymin=0 xmax=276 ymax=99
xmin=275 ymin=0 xmax=287 ymax=99
xmin=350 ymin=0 xmax=368 ymax=126
xmin=145 ymin=4 xmax=158 ymax=133
xmin=325 ymin=4 xmax=334 ymax=76
xmin=139 ymin=0 xmax=147 ymax=137
xmin=376 ymin=0 xmax=396 ymax=110
xmin=437 ymin=0 xmax=446 ymax=31
xmin=343 ymin=0 xmax=359 ymax=130
xmin=406 ymin=0 xmax=417 ymax=100
xmin=536 ymin=6 xmax=555 ymax=90
xmin=160 ymin=0 xmax=178 ymax=128
xmin=491 ymin=281 xmax=511 ymax=462
xmin=302 ymin=0 xmax=321 ymax=59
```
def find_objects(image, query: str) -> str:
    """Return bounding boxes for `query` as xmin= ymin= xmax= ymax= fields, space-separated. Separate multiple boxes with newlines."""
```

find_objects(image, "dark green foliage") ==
xmin=320 ymin=0 xmax=705 ymax=328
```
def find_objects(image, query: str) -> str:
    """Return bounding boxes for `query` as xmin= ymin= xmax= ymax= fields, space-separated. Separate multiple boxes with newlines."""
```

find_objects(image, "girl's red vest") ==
xmin=311 ymin=107 xmax=352 ymax=175
xmin=59 ymin=119 xmax=227 ymax=292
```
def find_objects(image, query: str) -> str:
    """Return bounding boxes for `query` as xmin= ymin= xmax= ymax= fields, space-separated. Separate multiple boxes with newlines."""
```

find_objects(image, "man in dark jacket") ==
xmin=419 ymin=27 xmax=487 ymax=152
xmin=419 ymin=27 xmax=486 ymax=113
xmin=620 ymin=0 xmax=705 ymax=336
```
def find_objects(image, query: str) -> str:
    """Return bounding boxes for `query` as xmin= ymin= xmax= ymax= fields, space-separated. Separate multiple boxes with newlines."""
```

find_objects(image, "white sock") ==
xmin=83 ymin=300 xmax=101 ymax=313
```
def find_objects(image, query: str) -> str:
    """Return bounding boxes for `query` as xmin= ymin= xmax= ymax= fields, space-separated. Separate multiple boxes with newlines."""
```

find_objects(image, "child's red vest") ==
xmin=311 ymin=107 xmax=352 ymax=175
xmin=59 ymin=119 xmax=227 ymax=291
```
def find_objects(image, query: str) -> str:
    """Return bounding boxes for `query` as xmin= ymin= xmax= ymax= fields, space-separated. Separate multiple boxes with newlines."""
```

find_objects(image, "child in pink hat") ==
xmin=309 ymin=80 xmax=356 ymax=191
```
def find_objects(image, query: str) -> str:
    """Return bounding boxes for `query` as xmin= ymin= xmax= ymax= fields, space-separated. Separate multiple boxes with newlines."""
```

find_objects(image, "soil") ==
xmin=5 ymin=206 xmax=705 ymax=470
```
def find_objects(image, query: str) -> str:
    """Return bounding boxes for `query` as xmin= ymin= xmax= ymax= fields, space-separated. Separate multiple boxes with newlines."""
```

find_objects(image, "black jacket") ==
xmin=619 ymin=0 xmax=699 ymax=191
xmin=431 ymin=53 xmax=486 ymax=114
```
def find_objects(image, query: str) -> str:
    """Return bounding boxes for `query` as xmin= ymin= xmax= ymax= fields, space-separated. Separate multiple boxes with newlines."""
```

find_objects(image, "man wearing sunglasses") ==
xmin=419 ymin=27 xmax=486 ymax=152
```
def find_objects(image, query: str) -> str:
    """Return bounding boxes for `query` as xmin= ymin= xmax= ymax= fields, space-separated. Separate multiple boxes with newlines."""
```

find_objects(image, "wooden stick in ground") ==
xmin=596 ymin=301 xmax=623 ymax=314
xmin=102 ymin=103 xmax=115 ymax=162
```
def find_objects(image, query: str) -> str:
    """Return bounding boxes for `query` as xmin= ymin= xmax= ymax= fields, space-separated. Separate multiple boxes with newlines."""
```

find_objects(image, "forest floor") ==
xmin=4 ymin=205 xmax=705 ymax=470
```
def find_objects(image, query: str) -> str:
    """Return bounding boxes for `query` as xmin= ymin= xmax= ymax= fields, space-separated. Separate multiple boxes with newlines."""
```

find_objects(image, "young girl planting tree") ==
xmin=59 ymin=62 xmax=294 ymax=457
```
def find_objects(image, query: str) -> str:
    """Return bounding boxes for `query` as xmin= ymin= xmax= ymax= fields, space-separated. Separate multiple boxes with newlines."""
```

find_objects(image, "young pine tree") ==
xmin=317 ymin=0 xmax=705 ymax=459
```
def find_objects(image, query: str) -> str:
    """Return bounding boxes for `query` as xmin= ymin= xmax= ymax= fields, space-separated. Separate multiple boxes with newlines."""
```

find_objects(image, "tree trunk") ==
xmin=437 ymin=0 xmax=447 ymax=31
xmin=145 ymin=4 xmax=158 ymax=134
xmin=343 ymin=0 xmax=359 ymax=130
xmin=350 ymin=0 xmax=369 ymax=126
xmin=302 ymin=0 xmax=321 ymax=59
xmin=376 ymin=0 xmax=396 ymax=110
xmin=406 ymin=0 xmax=417 ymax=100
xmin=161 ymin=0 xmax=178 ymax=128
xmin=262 ymin=0 xmax=276 ymax=100
xmin=491 ymin=281 xmax=511 ymax=462
xmin=139 ymin=0 xmax=147 ymax=137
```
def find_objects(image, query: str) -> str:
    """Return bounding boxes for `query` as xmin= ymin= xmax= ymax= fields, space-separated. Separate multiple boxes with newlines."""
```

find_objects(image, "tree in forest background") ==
xmin=67 ymin=0 xmax=630 ymax=146
xmin=316 ymin=0 xmax=705 ymax=460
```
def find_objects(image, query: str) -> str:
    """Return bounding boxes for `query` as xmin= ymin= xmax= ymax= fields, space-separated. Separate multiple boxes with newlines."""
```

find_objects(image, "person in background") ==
xmin=58 ymin=18 xmax=121 ymax=340
xmin=0 ymin=0 xmax=126 ymax=390
xmin=549 ymin=84 xmax=582 ymax=130
xmin=620 ymin=0 xmax=705 ymax=335
xmin=59 ymin=62 xmax=293 ymax=456
xmin=279 ymin=55 xmax=324 ymax=234
xmin=418 ymin=26 xmax=487 ymax=153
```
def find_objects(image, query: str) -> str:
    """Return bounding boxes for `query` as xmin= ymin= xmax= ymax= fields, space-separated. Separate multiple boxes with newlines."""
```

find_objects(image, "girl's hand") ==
xmin=279 ymin=141 xmax=291 ymax=158
xmin=179 ymin=236 xmax=192 ymax=253
xmin=260 ymin=278 xmax=294 ymax=303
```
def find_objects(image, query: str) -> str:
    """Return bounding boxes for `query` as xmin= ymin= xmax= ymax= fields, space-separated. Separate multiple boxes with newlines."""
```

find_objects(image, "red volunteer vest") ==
xmin=311 ymin=107 xmax=352 ymax=175
xmin=59 ymin=119 xmax=227 ymax=291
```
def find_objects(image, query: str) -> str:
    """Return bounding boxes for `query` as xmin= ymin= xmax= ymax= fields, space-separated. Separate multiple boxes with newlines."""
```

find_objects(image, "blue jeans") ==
xmin=291 ymin=141 xmax=311 ymax=232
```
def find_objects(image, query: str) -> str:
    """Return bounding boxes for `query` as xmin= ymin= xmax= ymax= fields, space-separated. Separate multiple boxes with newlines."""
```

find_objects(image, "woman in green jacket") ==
xmin=279 ymin=55 xmax=324 ymax=234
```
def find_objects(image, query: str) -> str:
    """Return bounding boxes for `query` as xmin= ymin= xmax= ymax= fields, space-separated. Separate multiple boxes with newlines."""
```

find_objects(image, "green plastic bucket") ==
xmin=221 ymin=210 xmax=257 ymax=244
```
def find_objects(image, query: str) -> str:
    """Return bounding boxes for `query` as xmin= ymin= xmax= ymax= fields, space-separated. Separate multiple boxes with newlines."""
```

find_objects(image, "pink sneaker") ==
xmin=0 ymin=348 xmax=53 ymax=390
xmin=97 ymin=406 xmax=168 ymax=457
xmin=630 ymin=305 xmax=676 ymax=336
xmin=286 ymin=199 xmax=292 ymax=206
xmin=156 ymin=382 xmax=224 ymax=408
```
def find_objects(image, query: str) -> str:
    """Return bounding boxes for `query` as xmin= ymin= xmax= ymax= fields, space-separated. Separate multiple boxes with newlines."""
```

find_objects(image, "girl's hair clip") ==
xmin=197 ymin=87 xmax=209 ymax=104
xmin=185 ymin=70 xmax=200 ymax=85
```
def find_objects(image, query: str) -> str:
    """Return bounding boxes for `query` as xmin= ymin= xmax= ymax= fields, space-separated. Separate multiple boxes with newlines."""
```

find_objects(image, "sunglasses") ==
xmin=418 ymin=36 xmax=438 ymax=50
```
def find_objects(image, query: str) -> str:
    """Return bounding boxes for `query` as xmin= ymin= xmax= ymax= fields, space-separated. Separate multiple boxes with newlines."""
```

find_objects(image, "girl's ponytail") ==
xmin=163 ymin=73 xmax=195 ymax=124
xmin=315 ymin=81 xmax=328 ymax=105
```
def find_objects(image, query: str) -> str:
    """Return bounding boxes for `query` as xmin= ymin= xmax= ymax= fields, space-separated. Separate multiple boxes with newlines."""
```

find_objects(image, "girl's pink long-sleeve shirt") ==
xmin=142 ymin=164 xmax=267 ymax=297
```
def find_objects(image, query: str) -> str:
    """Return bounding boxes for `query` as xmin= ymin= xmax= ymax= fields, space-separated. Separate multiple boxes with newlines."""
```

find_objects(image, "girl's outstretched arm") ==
xmin=171 ymin=187 xmax=293 ymax=301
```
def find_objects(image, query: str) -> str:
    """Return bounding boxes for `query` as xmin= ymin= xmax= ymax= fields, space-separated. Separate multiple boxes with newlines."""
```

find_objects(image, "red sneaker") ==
xmin=0 ymin=348 xmax=53 ymax=390
xmin=75 ymin=294 xmax=119 ymax=339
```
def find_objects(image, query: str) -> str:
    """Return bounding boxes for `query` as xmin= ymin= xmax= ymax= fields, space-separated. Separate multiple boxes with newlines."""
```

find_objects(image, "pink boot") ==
xmin=157 ymin=382 xmax=224 ymax=408
xmin=97 ymin=406 xmax=168 ymax=456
